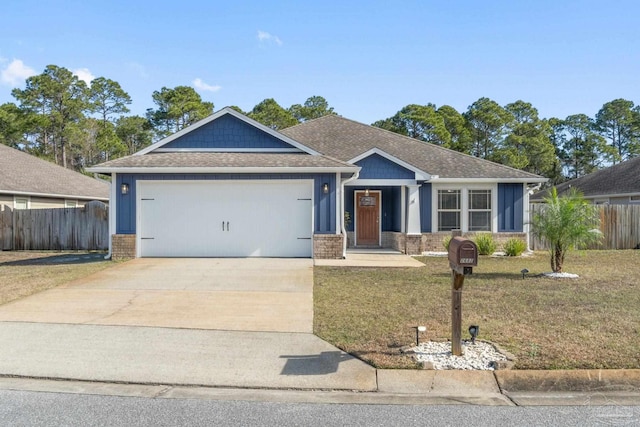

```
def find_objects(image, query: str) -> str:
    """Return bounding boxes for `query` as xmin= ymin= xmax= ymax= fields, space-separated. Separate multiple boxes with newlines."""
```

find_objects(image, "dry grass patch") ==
xmin=0 ymin=251 xmax=114 ymax=305
xmin=314 ymin=250 xmax=640 ymax=369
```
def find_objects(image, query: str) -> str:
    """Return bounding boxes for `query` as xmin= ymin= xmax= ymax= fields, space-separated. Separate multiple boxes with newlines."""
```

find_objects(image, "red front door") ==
xmin=356 ymin=191 xmax=380 ymax=246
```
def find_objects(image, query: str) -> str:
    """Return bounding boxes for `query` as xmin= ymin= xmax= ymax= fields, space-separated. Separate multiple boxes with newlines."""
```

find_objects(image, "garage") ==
xmin=137 ymin=180 xmax=313 ymax=257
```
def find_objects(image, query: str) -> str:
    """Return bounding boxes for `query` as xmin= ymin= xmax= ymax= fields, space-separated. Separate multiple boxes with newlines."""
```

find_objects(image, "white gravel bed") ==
xmin=542 ymin=272 xmax=579 ymax=278
xmin=413 ymin=341 xmax=507 ymax=370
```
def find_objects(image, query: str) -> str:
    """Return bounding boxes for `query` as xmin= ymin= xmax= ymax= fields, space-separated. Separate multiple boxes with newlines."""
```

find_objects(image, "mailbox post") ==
xmin=448 ymin=236 xmax=478 ymax=356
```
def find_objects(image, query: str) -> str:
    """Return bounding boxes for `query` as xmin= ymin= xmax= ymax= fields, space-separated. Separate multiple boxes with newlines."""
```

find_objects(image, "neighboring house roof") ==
xmin=0 ymin=143 xmax=109 ymax=200
xmin=531 ymin=156 xmax=640 ymax=201
xmin=280 ymin=115 xmax=546 ymax=182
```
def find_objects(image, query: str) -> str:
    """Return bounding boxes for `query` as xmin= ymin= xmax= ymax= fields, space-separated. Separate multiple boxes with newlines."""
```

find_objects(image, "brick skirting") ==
xmin=421 ymin=232 xmax=528 ymax=252
xmin=110 ymin=231 xmax=525 ymax=259
xmin=112 ymin=234 xmax=136 ymax=260
xmin=313 ymin=234 xmax=344 ymax=259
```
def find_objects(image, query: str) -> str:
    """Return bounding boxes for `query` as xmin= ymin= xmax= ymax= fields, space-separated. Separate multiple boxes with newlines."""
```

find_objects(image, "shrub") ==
xmin=474 ymin=233 xmax=497 ymax=255
xmin=442 ymin=236 xmax=452 ymax=251
xmin=531 ymin=187 xmax=602 ymax=272
xmin=503 ymin=238 xmax=527 ymax=256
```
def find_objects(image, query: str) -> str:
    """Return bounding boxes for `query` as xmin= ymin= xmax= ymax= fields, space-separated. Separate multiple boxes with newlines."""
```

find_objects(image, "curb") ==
xmin=495 ymin=369 xmax=640 ymax=392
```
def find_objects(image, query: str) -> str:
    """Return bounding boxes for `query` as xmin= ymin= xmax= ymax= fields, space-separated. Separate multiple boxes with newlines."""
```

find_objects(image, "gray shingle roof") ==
xmin=0 ymin=144 xmax=109 ymax=200
xmin=89 ymin=152 xmax=357 ymax=170
xmin=531 ymin=156 xmax=640 ymax=200
xmin=281 ymin=115 xmax=545 ymax=180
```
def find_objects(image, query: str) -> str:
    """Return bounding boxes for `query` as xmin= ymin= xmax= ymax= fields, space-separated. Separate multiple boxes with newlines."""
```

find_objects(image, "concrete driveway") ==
xmin=0 ymin=257 xmax=376 ymax=391
xmin=0 ymin=258 xmax=313 ymax=333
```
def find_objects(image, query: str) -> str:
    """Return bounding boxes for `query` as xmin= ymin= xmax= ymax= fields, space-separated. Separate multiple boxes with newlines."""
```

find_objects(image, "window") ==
xmin=14 ymin=197 xmax=29 ymax=210
xmin=468 ymin=190 xmax=491 ymax=231
xmin=438 ymin=190 xmax=460 ymax=231
xmin=65 ymin=200 xmax=78 ymax=208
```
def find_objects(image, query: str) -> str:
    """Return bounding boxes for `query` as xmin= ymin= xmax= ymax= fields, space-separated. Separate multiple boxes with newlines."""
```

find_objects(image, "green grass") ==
xmin=314 ymin=250 xmax=640 ymax=369
xmin=0 ymin=251 xmax=114 ymax=306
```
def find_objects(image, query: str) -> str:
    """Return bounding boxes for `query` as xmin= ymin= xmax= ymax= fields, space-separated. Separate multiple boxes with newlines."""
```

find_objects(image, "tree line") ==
xmin=1 ymin=64 xmax=638 ymax=186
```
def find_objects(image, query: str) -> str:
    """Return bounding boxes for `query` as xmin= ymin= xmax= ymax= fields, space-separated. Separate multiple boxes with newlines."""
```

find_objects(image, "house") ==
xmin=531 ymin=156 xmax=640 ymax=205
xmin=88 ymin=107 xmax=547 ymax=259
xmin=0 ymin=143 xmax=109 ymax=210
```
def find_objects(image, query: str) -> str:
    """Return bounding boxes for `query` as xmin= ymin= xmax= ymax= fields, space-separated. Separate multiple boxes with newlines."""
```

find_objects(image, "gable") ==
xmin=160 ymin=113 xmax=297 ymax=151
xmin=354 ymin=153 xmax=416 ymax=180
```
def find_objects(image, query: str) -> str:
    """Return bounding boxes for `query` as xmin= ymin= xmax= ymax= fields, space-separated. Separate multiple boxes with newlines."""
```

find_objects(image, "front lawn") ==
xmin=0 ymin=251 xmax=113 ymax=305
xmin=314 ymin=250 xmax=640 ymax=369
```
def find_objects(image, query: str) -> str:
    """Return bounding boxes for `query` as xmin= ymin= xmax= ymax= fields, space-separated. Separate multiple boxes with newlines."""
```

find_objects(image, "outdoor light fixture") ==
xmin=521 ymin=268 xmax=529 ymax=279
xmin=468 ymin=325 xmax=479 ymax=344
xmin=322 ymin=183 xmax=329 ymax=194
xmin=414 ymin=326 xmax=427 ymax=346
xmin=364 ymin=188 xmax=370 ymax=196
xmin=120 ymin=183 xmax=129 ymax=195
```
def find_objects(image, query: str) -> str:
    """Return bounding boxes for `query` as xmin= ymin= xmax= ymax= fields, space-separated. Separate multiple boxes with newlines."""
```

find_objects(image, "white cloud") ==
xmin=1 ymin=59 xmax=36 ymax=86
xmin=73 ymin=68 xmax=95 ymax=85
xmin=257 ymin=30 xmax=282 ymax=46
xmin=193 ymin=78 xmax=221 ymax=93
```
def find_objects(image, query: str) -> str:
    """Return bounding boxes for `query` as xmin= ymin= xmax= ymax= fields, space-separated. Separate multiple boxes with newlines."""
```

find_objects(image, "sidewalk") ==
xmin=1 ymin=368 xmax=639 ymax=406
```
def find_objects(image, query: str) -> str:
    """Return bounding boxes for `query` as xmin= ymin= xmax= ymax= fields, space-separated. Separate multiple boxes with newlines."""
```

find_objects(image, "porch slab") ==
xmin=314 ymin=252 xmax=425 ymax=268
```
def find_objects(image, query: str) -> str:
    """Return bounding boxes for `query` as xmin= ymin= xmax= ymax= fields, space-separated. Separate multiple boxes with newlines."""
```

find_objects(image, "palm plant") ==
xmin=530 ymin=187 xmax=602 ymax=273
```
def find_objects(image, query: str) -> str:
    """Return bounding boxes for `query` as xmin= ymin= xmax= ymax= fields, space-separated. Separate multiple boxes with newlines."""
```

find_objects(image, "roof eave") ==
xmin=86 ymin=166 xmax=359 ymax=174
xmin=0 ymin=189 xmax=109 ymax=201
xmin=431 ymin=177 xmax=548 ymax=184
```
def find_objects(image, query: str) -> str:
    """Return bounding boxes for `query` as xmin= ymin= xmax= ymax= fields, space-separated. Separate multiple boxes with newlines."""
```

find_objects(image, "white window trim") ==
xmin=436 ymin=189 xmax=461 ymax=232
xmin=468 ymin=189 xmax=492 ymax=232
xmin=432 ymin=184 xmax=498 ymax=233
xmin=14 ymin=196 xmax=30 ymax=210
xmin=65 ymin=199 xmax=78 ymax=208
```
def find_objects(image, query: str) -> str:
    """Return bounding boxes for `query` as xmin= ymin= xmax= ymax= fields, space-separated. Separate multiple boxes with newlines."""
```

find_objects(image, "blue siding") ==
xmin=163 ymin=114 xmax=295 ymax=150
xmin=498 ymin=183 xmax=524 ymax=232
xmin=344 ymin=187 xmax=355 ymax=232
xmin=116 ymin=173 xmax=336 ymax=235
xmin=355 ymin=154 xmax=414 ymax=179
xmin=420 ymin=183 xmax=432 ymax=232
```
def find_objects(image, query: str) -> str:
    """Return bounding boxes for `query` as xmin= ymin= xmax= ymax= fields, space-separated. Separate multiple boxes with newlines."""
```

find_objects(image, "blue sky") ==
xmin=1 ymin=1 xmax=638 ymax=124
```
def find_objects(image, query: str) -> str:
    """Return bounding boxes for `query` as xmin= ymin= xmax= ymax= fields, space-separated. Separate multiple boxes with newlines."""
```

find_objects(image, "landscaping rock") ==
xmin=412 ymin=340 xmax=510 ymax=370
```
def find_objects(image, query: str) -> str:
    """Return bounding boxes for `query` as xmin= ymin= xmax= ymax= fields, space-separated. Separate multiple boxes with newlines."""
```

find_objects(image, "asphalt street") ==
xmin=1 ymin=389 xmax=639 ymax=427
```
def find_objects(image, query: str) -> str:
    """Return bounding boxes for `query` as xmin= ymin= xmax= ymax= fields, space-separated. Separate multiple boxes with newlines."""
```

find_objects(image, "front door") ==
xmin=356 ymin=191 xmax=380 ymax=246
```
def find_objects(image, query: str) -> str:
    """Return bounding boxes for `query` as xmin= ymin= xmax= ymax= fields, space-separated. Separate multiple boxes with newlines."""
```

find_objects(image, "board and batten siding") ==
xmin=419 ymin=183 xmax=432 ymax=233
xmin=115 ymin=173 xmax=337 ymax=235
xmin=498 ymin=183 xmax=524 ymax=232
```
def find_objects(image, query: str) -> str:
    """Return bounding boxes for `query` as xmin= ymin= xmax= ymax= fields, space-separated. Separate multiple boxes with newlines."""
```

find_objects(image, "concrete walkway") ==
xmin=314 ymin=251 xmax=425 ymax=267
xmin=0 ymin=258 xmax=376 ymax=391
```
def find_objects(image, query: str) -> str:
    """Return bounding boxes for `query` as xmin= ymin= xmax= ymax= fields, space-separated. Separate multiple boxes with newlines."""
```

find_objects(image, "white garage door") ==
xmin=138 ymin=180 xmax=313 ymax=257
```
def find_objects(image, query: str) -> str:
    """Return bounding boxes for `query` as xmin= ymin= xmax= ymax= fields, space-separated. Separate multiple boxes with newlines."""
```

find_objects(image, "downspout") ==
xmin=341 ymin=170 xmax=360 ymax=258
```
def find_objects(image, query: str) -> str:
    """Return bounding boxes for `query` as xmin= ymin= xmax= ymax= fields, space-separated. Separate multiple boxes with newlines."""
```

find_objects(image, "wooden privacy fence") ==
xmin=0 ymin=201 xmax=108 ymax=251
xmin=529 ymin=204 xmax=640 ymax=250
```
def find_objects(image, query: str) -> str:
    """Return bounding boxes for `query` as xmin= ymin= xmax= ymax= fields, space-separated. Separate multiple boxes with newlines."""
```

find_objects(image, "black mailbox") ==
xmin=448 ymin=236 xmax=478 ymax=275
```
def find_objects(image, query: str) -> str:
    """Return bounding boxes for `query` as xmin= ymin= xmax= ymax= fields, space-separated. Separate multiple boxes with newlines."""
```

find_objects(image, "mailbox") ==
xmin=448 ymin=236 xmax=478 ymax=275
